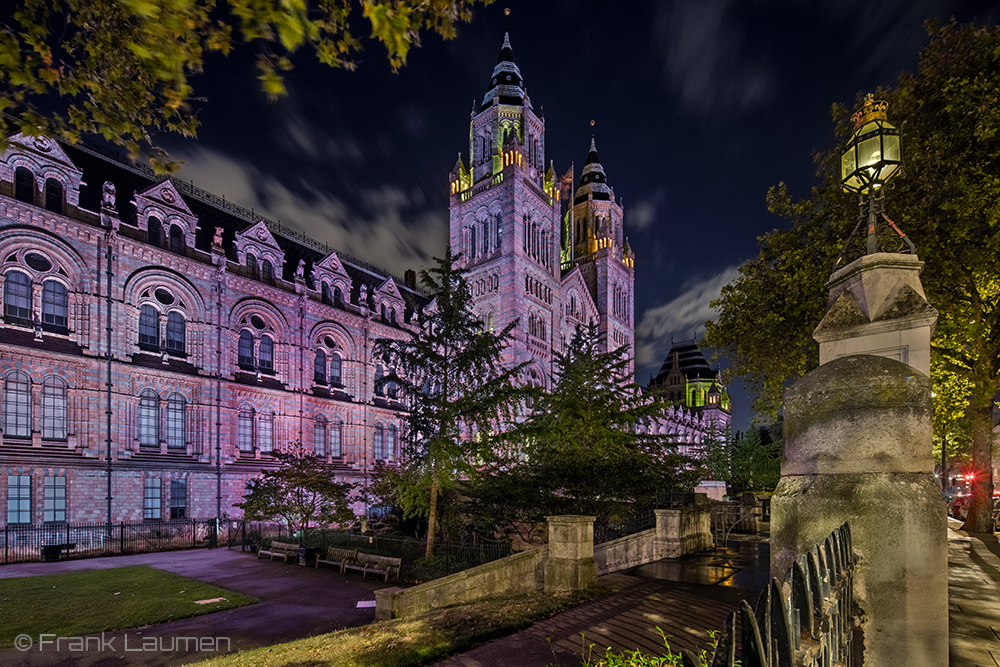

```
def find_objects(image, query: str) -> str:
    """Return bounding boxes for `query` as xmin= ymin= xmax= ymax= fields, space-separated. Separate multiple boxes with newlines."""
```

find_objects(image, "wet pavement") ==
xmin=948 ymin=517 xmax=1000 ymax=666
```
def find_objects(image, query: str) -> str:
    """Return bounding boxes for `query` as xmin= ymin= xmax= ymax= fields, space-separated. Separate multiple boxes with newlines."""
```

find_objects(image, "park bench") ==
xmin=316 ymin=547 xmax=358 ymax=573
xmin=40 ymin=543 xmax=76 ymax=562
xmin=344 ymin=553 xmax=402 ymax=581
xmin=257 ymin=540 xmax=299 ymax=563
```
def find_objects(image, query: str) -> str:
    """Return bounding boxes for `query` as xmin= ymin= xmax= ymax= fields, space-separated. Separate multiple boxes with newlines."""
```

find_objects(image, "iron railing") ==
xmin=685 ymin=522 xmax=857 ymax=667
xmin=594 ymin=509 xmax=656 ymax=545
xmin=2 ymin=519 xmax=218 ymax=564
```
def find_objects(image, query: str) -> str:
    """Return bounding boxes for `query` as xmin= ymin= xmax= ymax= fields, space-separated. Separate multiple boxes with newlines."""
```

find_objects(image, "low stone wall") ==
xmin=375 ymin=545 xmax=548 ymax=620
xmin=657 ymin=498 xmax=712 ymax=558
xmin=593 ymin=528 xmax=656 ymax=575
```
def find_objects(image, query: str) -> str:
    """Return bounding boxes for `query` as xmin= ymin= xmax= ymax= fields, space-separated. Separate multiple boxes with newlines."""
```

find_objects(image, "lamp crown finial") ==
xmin=852 ymin=93 xmax=889 ymax=130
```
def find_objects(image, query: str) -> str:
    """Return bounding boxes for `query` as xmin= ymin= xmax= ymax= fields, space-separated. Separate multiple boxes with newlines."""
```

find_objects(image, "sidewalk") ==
xmin=949 ymin=518 xmax=1000 ymax=666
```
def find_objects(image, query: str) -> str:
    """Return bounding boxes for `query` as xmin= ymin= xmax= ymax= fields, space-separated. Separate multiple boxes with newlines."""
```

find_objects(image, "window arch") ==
xmin=4 ymin=270 xmax=31 ymax=326
xmin=169 ymin=225 xmax=184 ymax=254
xmin=330 ymin=419 xmax=342 ymax=458
xmin=14 ymin=167 xmax=34 ymax=205
xmin=41 ymin=376 xmax=67 ymax=441
xmin=4 ymin=371 xmax=31 ymax=438
xmin=314 ymin=349 xmax=327 ymax=384
xmin=44 ymin=178 xmax=63 ymax=214
xmin=166 ymin=393 xmax=185 ymax=449
xmin=373 ymin=422 xmax=385 ymax=460
xmin=237 ymin=405 xmax=253 ymax=452
xmin=41 ymin=280 xmax=68 ymax=331
xmin=330 ymin=353 xmax=342 ymax=386
xmin=148 ymin=216 xmax=162 ymax=248
xmin=258 ymin=410 xmax=273 ymax=452
xmin=262 ymin=259 xmax=274 ymax=285
xmin=138 ymin=305 xmax=159 ymax=350
xmin=314 ymin=416 xmax=327 ymax=456
xmin=258 ymin=335 xmax=274 ymax=372
xmin=165 ymin=311 xmax=185 ymax=354
xmin=138 ymin=389 xmax=159 ymax=449
xmin=238 ymin=330 xmax=255 ymax=369
xmin=246 ymin=253 xmax=259 ymax=280
xmin=386 ymin=424 xmax=396 ymax=462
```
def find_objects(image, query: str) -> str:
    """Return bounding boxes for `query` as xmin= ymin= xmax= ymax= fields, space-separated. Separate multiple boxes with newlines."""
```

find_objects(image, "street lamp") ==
xmin=835 ymin=94 xmax=915 ymax=266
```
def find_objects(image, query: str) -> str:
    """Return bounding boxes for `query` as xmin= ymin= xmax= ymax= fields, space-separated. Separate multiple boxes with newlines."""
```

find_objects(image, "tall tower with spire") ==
xmin=448 ymin=32 xmax=635 ymax=387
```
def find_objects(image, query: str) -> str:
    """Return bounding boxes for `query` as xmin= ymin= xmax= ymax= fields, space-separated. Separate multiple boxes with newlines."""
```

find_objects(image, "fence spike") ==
xmin=792 ymin=557 xmax=816 ymax=642
xmin=740 ymin=599 xmax=767 ymax=667
xmin=807 ymin=550 xmax=824 ymax=632
xmin=680 ymin=649 xmax=703 ymax=667
xmin=709 ymin=611 xmax=738 ymax=667
xmin=771 ymin=578 xmax=795 ymax=667
xmin=755 ymin=579 xmax=774 ymax=666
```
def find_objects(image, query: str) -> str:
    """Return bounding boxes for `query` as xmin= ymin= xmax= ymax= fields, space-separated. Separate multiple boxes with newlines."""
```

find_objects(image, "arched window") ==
xmin=44 ymin=178 xmax=63 ymax=214
xmin=169 ymin=225 xmax=184 ymax=254
xmin=166 ymin=393 xmax=185 ymax=449
xmin=258 ymin=410 xmax=273 ymax=452
xmin=321 ymin=283 xmax=333 ymax=306
xmin=386 ymin=424 xmax=396 ymax=462
xmin=41 ymin=280 xmax=68 ymax=331
xmin=373 ymin=423 xmax=385 ymax=460
xmin=165 ymin=311 xmax=185 ymax=354
xmin=4 ymin=371 xmax=30 ymax=438
xmin=314 ymin=417 xmax=327 ymax=457
xmin=495 ymin=214 xmax=502 ymax=249
xmin=390 ymin=308 xmax=397 ymax=325
xmin=4 ymin=270 xmax=31 ymax=326
xmin=258 ymin=335 xmax=274 ymax=372
xmin=333 ymin=286 xmax=344 ymax=308
xmin=470 ymin=225 xmax=477 ymax=259
xmin=238 ymin=330 xmax=255 ymax=369
xmin=381 ymin=303 xmax=388 ymax=324
xmin=41 ymin=376 xmax=67 ymax=441
xmin=14 ymin=167 xmax=34 ymax=205
xmin=246 ymin=254 xmax=258 ymax=280
xmin=386 ymin=368 xmax=398 ymax=400
xmin=262 ymin=259 xmax=274 ymax=285
xmin=147 ymin=216 xmax=162 ymax=248
xmin=138 ymin=389 xmax=159 ymax=449
xmin=237 ymin=405 xmax=253 ymax=452
xmin=330 ymin=419 xmax=342 ymax=458
xmin=314 ymin=349 xmax=327 ymax=384
xmin=138 ymin=305 xmax=159 ymax=350
xmin=374 ymin=365 xmax=384 ymax=396
xmin=330 ymin=353 xmax=342 ymax=386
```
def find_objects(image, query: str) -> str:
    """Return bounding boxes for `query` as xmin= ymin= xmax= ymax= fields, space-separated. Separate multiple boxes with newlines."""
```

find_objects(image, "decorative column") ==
xmin=544 ymin=515 xmax=597 ymax=593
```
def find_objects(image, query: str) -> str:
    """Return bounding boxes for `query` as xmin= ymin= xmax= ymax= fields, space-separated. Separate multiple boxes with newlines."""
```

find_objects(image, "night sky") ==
xmin=160 ymin=0 xmax=1000 ymax=430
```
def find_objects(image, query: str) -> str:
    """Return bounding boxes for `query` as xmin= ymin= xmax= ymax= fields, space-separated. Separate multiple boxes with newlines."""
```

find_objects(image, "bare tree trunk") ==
xmin=425 ymin=465 xmax=439 ymax=559
xmin=962 ymin=398 xmax=994 ymax=533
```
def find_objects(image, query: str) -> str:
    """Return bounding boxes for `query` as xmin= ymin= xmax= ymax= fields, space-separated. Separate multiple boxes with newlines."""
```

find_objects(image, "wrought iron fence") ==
xmin=656 ymin=490 xmax=696 ymax=508
xmin=686 ymin=522 xmax=857 ymax=667
xmin=711 ymin=500 xmax=761 ymax=545
xmin=594 ymin=509 xmax=656 ymax=545
xmin=2 ymin=520 xmax=218 ymax=564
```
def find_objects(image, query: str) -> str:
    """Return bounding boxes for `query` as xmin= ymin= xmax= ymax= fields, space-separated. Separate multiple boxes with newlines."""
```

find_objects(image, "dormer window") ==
xmin=44 ymin=178 xmax=63 ymax=214
xmin=14 ymin=167 xmax=34 ymax=205
xmin=247 ymin=254 xmax=259 ymax=280
xmin=334 ymin=286 xmax=344 ymax=308
xmin=169 ymin=225 xmax=183 ymax=254
xmin=262 ymin=259 xmax=274 ymax=285
xmin=148 ymin=217 xmax=162 ymax=248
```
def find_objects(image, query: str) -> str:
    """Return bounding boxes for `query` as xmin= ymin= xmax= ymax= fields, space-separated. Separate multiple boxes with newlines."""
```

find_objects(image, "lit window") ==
xmin=170 ymin=479 xmax=187 ymax=519
xmin=41 ymin=280 xmax=68 ymax=331
xmin=4 ymin=270 xmax=31 ymax=326
xmin=258 ymin=411 xmax=273 ymax=452
xmin=314 ymin=418 xmax=327 ymax=457
xmin=259 ymin=335 xmax=274 ymax=372
xmin=166 ymin=393 xmax=185 ymax=449
xmin=41 ymin=376 xmax=67 ymax=441
xmin=44 ymin=476 xmax=66 ymax=523
xmin=143 ymin=478 xmax=161 ymax=520
xmin=237 ymin=405 xmax=253 ymax=452
xmin=138 ymin=389 xmax=159 ymax=449
xmin=238 ymin=330 xmax=255 ymax=370
xmin=138 ymin=305 xmax=159 ymax=350
xmin=7 ymin=474 xmax=31 ymax=524
xmin=4 ymin=371 xmax=30 ymax=438
xmin=314 ymin=349 xmax=327 ymax=384
xmin=165 ymin=312 xmax=185 ymax=354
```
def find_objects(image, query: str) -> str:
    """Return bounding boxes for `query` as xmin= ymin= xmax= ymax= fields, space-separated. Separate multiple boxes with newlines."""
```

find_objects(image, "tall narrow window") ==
xmin=330 ymin=420 xmax=342 ymax=458
xmin=386 ymin=369 xmax=398 ymax=399
xmin=147 ymin=216 xmax=162 ymax=247
xmin=170 ymin=479 xmax=187 ymax=519
xmin=41 ymin=280 xmax=68 ymax=331
xmin=44 ymin=178 xmax=63 ymax=214
xmin=44 ymin=476 xmax=66 ymax=523
xmin=138 ymin=389 xmax=159 ymax=449
xmin=41 ymin=376 xmax=67 ymax=441
xmin=169 ymin=225 xmax=184 ymax=254
xmin=7 ymin=475 xmax=31 ymax=524
xmin=258 ymin=335 xmax=274 ymax=372
xmin=373 ymin=423 xmax=384 ymax=460
xmin=166 ymin=393 xmax=185 ymax=449
xmin=165 ymin=312 xmax=185 ymax=354
xmin=495 ymin=214 xmax=502 ymax=250
xmin=4 ymin=371 xmax=30 ymax=438
xmin=386 ymin=424 xmax=396 ymax=462
xmin=374 ymin=365 xmax=384 ymax=396
xmin=143 ymin=478 xmax=161 ymax=520
xmin=381 ymin=304 xmax=387 ymax=324
xmin=470 ymin=225 xmax=477 ymax=259
xmin=314 ymin=418 xmax=327 ymax=457
xmin=314 ymin=349 xmax=327 ymax=384
xmin=333 ymin=286 xmax=344 ymax=308
xmin=330 ymin=353 xmax=342 ymax=386
xmin=237 ymin=405 xmax=253 ymax=452
xmin=14 ymin=167 xmax=34 ymax=205
xmin=262 ymin=259 xmax=274 ymax=285
xmin=238 ymin=330 xmax=255 ymax=369
xmin=138 ymin=305 xmax=159 ymax=350
xmin=258 ymin=411 xmax=273 ymax=452
xmin=246 ymin=254 xmax=259 ymax=280
xmin=321 ymin=283 xmax=332 ymax=305
xmin=4 ymin=270 xmax=31 ymax=326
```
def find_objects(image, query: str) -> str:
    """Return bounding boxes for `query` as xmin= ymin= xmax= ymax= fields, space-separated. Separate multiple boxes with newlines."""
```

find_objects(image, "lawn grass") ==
xmin=0 ymin=564 xmax=257 ymax=647
xmin=192 ymin=588 xmax=605 ymax=667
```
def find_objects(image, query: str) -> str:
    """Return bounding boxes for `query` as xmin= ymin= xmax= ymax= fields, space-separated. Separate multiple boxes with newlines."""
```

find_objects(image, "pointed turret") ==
xmin=574 ymin=137 xmax=612 ymax=204
xmin=481 ymin=32 xmax=532 ymax=111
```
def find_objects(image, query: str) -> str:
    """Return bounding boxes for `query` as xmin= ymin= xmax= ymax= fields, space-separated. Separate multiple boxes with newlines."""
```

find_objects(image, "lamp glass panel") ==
xmin=858 ymin=136 xmax=881 ymax=169
xmin=841 ymin=146 xmax=857 ymax=181
xmin=883 ymin=133 xmax=900 ymax=163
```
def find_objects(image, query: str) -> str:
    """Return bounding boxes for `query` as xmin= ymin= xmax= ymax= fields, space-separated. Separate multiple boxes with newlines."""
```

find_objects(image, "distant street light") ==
xmin=835 ymin=94 xmax=915 ymax=265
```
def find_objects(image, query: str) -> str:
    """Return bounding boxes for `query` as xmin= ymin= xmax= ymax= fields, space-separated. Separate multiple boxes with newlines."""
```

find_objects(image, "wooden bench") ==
xmin=257 ymin=540 xmax=299 ymax=563
xmin=316 ymin=547 xmax=358 ymax=573
xmin=344 ymin=553 xmax=402 ymax=581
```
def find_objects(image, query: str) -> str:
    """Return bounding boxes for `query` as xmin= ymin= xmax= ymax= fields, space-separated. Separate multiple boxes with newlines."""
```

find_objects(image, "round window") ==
xmin=250 ymin=315 xmax=266 ymax=330
xmin=154 ymin=288 xmax=174 ymax=305
xmin=324 ymin=336 xmax=336 ymax=349
xmin=25 ymin=253 xmax=51 ymax=272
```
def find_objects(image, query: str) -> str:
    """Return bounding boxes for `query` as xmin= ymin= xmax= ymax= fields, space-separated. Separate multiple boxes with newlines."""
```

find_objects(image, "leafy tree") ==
xmin=705 ymin=20 xmax=1000 ymax=532
xmin=373 ymin=246 xmax=529 ymax=557
xmin=729 ymin=426 xmax=782 ymax=494
xmin=0 ymin=0 xmax=487 ymax=171
xmin=236 ymin=443 xmax=354 ymax=542
xmin=472 ymin=323 xmax=702 ymax=530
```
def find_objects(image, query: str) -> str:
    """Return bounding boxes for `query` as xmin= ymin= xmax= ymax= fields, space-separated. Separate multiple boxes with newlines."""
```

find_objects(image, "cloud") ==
xmin=173 ymin=147 xmax=447 ymax=273
xmin=654 ymin=0 xmax=774 ymax=115
xmin=635 ymin=265 xmax=741 ymax=374
xmin=628 ymin=191 xmax=665 ymax=231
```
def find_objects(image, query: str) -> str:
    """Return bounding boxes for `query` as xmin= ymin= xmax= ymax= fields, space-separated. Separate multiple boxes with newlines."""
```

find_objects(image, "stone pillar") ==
xmin=772 ymin=252 xmax=947 ymax=667
xmin=655 ymin=494 xmax=712 ymax=558
xmin=544 ymin=515 xmax=597 ymax=593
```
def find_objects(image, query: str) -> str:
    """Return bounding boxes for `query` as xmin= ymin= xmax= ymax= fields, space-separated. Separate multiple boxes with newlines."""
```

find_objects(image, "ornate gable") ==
xmin=133 ymin=180 xmax=199 ymax=249
xmin=0 ymin=133 xmax=85 ymax=208
xmin=311 ymin=251 xmax=352 ymax=297
xmin=373 ymin=276 xmax=405 ymax=323
xmin=235 ymin=220 xmax=285 ymax=276
xmin=560 ymin=265 xmax=598 ymax=324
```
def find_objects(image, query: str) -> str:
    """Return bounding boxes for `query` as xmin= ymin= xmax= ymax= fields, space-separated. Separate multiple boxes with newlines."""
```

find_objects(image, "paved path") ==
xmin=949 ymin=518 xmax=1000 ymax=666
xmin=0 ymin=547 xmax=395 ymax=666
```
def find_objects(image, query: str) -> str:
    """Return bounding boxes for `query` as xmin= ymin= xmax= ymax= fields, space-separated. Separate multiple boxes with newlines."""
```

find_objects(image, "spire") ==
xmin=575 ymin=136 xmax=611 ymax=203
xmin=481 ymin=32 xmax=531 ymax=111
